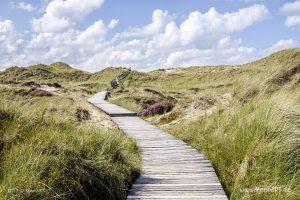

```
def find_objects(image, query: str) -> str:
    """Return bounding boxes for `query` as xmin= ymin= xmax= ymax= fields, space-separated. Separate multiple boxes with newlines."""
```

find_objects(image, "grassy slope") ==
xmin=109 ymin=49 xmax=300 ymax=200
xmin=0 ymin=86 xmax=141 ymax=199
xmin=0 ymin=49 xmax=299 ymax=199
xmin=0 ymin=64 xmax=128 ymax=95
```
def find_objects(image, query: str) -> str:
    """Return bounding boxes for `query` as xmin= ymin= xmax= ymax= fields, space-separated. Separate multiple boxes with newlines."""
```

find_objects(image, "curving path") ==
xmin=89 ymin=91 xmax=228 ymax=200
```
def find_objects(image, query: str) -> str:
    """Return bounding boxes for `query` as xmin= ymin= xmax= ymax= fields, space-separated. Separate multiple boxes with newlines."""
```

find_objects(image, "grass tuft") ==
xmin=0 ymin=89 xmax=141 ymax=200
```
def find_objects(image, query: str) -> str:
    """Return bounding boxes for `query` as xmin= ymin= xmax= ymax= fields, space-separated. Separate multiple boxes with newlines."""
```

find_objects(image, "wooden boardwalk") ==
xmin=89 ymin=92 xmax=228 ymax=200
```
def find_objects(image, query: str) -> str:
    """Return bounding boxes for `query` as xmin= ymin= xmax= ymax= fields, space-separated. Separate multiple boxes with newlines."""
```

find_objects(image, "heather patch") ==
xmin=138 ymin=101 xmax=173 ymax=116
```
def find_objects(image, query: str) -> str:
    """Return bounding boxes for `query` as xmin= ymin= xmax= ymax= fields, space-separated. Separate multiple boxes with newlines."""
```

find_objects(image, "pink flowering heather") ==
xmin=138 ymin=101 xmax=173 ymax=116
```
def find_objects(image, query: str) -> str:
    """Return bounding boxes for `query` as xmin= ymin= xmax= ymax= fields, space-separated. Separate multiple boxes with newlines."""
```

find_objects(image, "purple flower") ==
xmin=138 ymin=101 xmax=173 ymax=116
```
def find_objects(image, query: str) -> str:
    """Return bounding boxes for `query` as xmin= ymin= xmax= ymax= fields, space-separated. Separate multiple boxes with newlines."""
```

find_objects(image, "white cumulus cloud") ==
xmin=31 ymin=0 xmax=104 ymax=33
xmin=281 ymin=1 xmax=300 ymax=27
xmin=263 ymin=39 xmax=298 ymax=56
xmin=108 ymin=19 xmax=119 ymax=29
xmin=0 ymin=20 xmax=24 ymax=68
xmin=0 ymin=2 xmax=298 ymax=72
xmin=150 ymin=4 xmax=268 ymax=48
xmin=119 ymin=9 xmax=172 ymax=38
xmin=16 ymin=2 xmax=37 ymax=12
xmin=281 ymin=0 xmax=300 ymax=13
xmin=285 ymin=15 xmax=300 ymax=27
xmin=91 ymin=4 xmax=269 ymax=70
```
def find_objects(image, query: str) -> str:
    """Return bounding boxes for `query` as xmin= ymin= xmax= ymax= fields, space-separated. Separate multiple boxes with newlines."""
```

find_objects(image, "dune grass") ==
xmin=109 ymin=49 xmax=300 ymax=199
xmin=0 ymin=88 xmax=141 ymax=200
xmin=167 ymin=92 xmax=300 ymax=199
xmin=0 ymin=48 xmax=299 ymax=199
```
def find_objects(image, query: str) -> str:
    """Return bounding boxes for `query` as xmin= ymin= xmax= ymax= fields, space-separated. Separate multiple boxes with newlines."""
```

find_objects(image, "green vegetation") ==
xmin=109 ymin=49 xmax=300 ymax=200
xmin=0 ymin=64 xmax=126 ymax=94
xmin=0 ymin=87 xmax=141 ymax=199
xmin=0 ymin=48 xmax=299 ymax=199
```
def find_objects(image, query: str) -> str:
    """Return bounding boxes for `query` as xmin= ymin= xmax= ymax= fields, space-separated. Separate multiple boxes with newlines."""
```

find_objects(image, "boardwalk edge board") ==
xmin=89 ymin=91 xmax=228 ymax=200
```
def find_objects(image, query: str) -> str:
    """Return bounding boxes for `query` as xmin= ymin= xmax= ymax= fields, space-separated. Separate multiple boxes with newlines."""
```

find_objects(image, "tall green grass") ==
xmin=166 ymin=92 xmax=299 ymax=199
xmin=109 ymin=49 xmax=300 ymax=199
xmin=0 ymin=91 xmax=141 ymax=199
xmin=1 ymin=48 xmax=299 ymax=200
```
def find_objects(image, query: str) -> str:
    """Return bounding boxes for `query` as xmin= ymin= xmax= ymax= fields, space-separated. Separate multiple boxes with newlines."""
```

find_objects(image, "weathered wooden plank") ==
xmin=128 ymin=190 xmax=226 ymax=196
xmin=89 ymin=91 xmax=228 ymax=200
xmin=135 ymin=178 xmax=221 ymax=184
xmin=127 ymin=196 xmax=227 ymax=200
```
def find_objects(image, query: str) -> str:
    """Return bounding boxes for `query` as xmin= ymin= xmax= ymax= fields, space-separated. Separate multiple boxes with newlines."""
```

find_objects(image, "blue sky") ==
xmin=0 ymin=0 xmax=299 ymax=71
